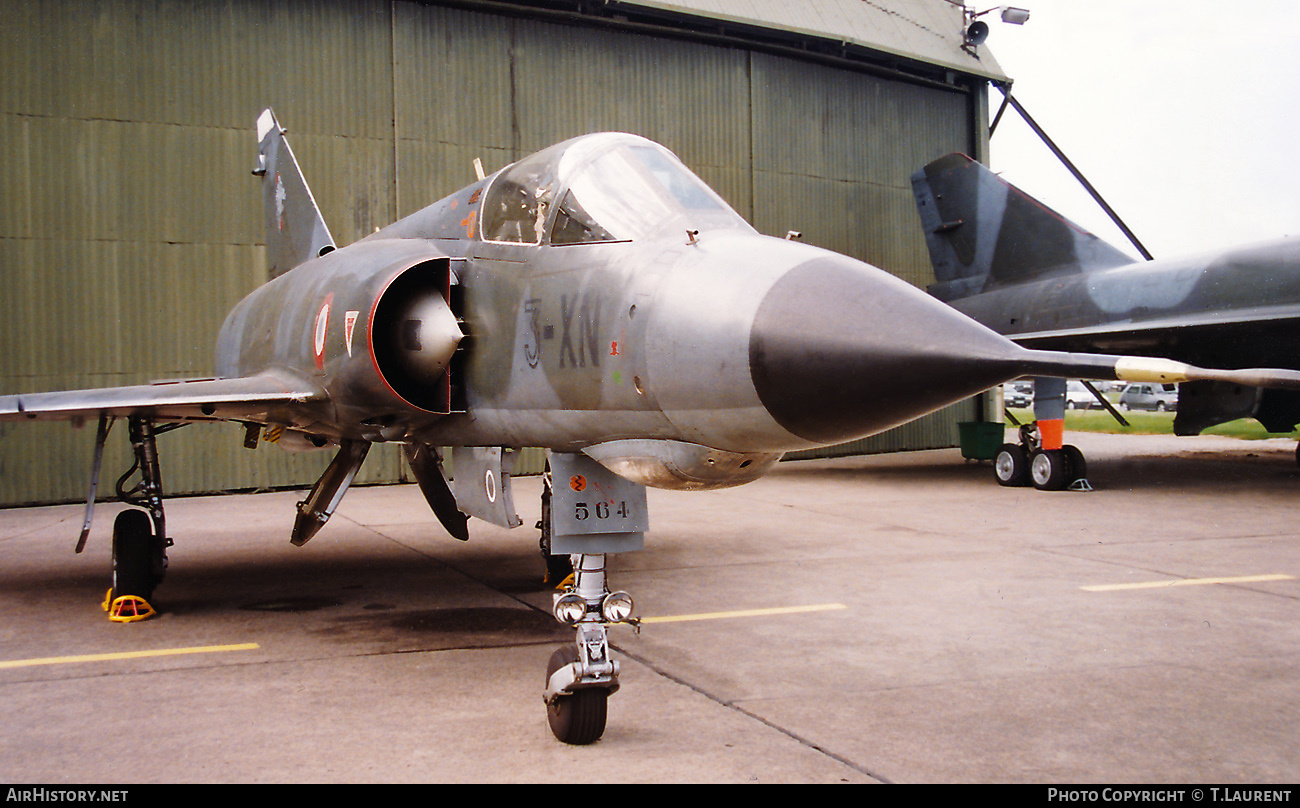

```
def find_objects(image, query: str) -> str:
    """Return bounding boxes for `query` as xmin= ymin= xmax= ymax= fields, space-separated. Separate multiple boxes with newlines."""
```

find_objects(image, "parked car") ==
xmin=1064 ymin=380 xmax=1105 ymax=410
xmin=1119 ymin=383 xmax=1178 ymax=411
xmin=1002 ymin=381 xmax=1032 ymax=408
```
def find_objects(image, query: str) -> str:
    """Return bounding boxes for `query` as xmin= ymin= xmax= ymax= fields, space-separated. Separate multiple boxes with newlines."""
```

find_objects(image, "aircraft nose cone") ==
xmin=749 ymin=255 xmax=1021 ymax=445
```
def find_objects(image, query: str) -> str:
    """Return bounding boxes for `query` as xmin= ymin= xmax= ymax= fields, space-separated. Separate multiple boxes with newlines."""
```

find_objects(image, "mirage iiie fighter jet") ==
xmin=5 ymin=111 xmax=1300 ymax=744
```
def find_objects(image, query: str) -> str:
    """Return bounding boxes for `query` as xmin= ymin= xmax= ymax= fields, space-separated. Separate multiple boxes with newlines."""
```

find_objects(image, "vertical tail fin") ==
xmin=253 ymin=109 xmax=336 ymax=278
xmin=911 ymin=154 xmax=1133 ymax=302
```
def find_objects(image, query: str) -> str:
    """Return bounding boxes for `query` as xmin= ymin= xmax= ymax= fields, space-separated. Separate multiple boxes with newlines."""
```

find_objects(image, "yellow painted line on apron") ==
xmin=0 ymin=642 xmax=260 ymax=670
xmin=639 ymin=603 xmax=847 ymax=625
xmin=1082 ymin=574 xmax=1294 ymax=592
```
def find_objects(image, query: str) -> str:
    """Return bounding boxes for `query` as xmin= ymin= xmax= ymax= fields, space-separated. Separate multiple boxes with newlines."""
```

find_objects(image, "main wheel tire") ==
xmin=112 ymin=509 xmax=156 ymax=600
xmin=1062 ymin=444 xmax=1087 ymax=484
xmin=545 ymin=646 xmax=608 ymax=745
xmin=994 ymin=444 xmax=1030 ymax=487
xmin=1030 ymin=449 xmax=1071 ymax=491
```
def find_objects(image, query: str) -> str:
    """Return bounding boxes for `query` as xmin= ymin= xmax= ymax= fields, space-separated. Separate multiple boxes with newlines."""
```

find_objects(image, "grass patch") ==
xmin=1005 ymin=407 xmax=1300 ymax=440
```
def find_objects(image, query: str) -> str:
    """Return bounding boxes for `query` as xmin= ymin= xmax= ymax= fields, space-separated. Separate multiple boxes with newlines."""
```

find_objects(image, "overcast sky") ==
xmin=980 ymin=0 xmax=1300 ymax=260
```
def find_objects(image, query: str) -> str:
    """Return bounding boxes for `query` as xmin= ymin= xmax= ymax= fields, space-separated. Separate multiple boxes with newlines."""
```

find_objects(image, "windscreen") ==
xmin=481 ymin=135 xmax=749 ymax=246
xmin=479 ymin=144 xmax=563 ymax=244
xmin=550 ymin=140 xmax=749 ymax=245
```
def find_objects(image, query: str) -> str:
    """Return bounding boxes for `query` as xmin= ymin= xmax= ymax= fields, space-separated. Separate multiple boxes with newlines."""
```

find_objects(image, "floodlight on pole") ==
xmin=962 ymin=4 xmax=1031 ymax=50
xmin=1000 ymin=7 xmax=1031 ymax=25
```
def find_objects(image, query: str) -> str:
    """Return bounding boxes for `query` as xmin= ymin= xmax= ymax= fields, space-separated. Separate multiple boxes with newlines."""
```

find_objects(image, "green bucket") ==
xmin=957 ymin=421 xmax=1005 ymax=461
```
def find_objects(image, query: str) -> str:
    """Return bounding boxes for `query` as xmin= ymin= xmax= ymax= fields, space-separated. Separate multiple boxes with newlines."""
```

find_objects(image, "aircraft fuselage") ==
xmin=217 ymin=170 xmax=1025 ymax=483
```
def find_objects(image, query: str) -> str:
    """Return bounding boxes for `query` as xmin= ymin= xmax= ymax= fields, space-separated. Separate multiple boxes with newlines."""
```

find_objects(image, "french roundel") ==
xmin=314 ymin=293 xmax=333 ymax=369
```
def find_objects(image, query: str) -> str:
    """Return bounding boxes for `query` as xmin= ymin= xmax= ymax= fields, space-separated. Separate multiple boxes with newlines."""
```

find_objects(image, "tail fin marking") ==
xmin=254 ymin=108 xmax=336 ymax=279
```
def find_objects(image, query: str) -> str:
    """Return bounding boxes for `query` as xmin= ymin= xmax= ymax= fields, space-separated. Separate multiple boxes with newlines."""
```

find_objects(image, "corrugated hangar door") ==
xmin=745 ymin=53 xmax=982 ymax=459
xmin=0 ymin=0 xmax=985 ymax=505
xmin=0 ymin=0 xmax=407 ymax=506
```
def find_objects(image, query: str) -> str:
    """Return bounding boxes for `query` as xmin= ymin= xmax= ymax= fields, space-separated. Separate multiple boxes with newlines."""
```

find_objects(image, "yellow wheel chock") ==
xmin=102 ymin=588 xmax=157 ymax=622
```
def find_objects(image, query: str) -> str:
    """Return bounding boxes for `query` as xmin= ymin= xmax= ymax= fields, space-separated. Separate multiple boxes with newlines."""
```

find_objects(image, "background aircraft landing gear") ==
xmin=1028 ymin=445 xmax=1087 ymax=491
xmin=1062 ymin=444 xmax=1087 ymax=484
xmin=1029 ymin=448 xmax=1070 ymax=490
xmin=994 ymin=443 xmax=1030 ymax=486
xmin=997 ymin=424 xmax=1088 ymax=491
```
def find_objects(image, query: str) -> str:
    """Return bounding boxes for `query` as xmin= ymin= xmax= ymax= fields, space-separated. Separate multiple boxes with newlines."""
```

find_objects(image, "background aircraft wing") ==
xmin=1004 ymin=305 xmax=1300 ymax=372
xmin=0 ymin=371 xmax=327 ymax=424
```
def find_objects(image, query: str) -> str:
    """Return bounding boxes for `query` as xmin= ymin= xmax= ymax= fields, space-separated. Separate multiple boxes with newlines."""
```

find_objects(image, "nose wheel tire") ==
xmin=545 ymin=646 xmax=608 ymax=745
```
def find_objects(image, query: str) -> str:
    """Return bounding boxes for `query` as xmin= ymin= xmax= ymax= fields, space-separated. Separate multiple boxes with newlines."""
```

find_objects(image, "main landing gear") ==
xmin=994 ymin=423 xmax=1089 ymax=491
xmin=108 ymin=509 xmax=166 ymax=619
xmin=81 ymin=416 xmax=175 ymax=621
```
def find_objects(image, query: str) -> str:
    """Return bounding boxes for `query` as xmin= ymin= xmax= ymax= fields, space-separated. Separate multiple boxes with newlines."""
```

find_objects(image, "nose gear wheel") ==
xmin=544 ymin=645 xmax=608 ymax=745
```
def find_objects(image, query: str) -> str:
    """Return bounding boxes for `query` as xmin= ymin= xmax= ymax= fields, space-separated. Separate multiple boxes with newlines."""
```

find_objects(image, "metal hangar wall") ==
xmin=0 ymin=0 xmax=1005 ymax=505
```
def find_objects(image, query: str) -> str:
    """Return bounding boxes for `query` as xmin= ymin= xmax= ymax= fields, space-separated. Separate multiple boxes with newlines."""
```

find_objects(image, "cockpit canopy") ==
xmin=479 ymin=133 xmax=752 ymax=245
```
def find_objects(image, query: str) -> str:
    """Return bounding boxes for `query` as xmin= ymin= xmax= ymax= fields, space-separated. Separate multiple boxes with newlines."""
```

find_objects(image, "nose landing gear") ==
xmin=539 ymin=451 xmax=648 ymax=744
xmin=542 ymin=553 xmax=639 ymax=745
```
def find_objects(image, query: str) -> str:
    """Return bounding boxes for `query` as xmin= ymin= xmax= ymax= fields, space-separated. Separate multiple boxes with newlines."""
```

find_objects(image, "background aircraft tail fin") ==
xmin=911 ymin=153 xmax=1133 ymax=302
xmin=253 ymin=108 xmax=336 ymax=278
